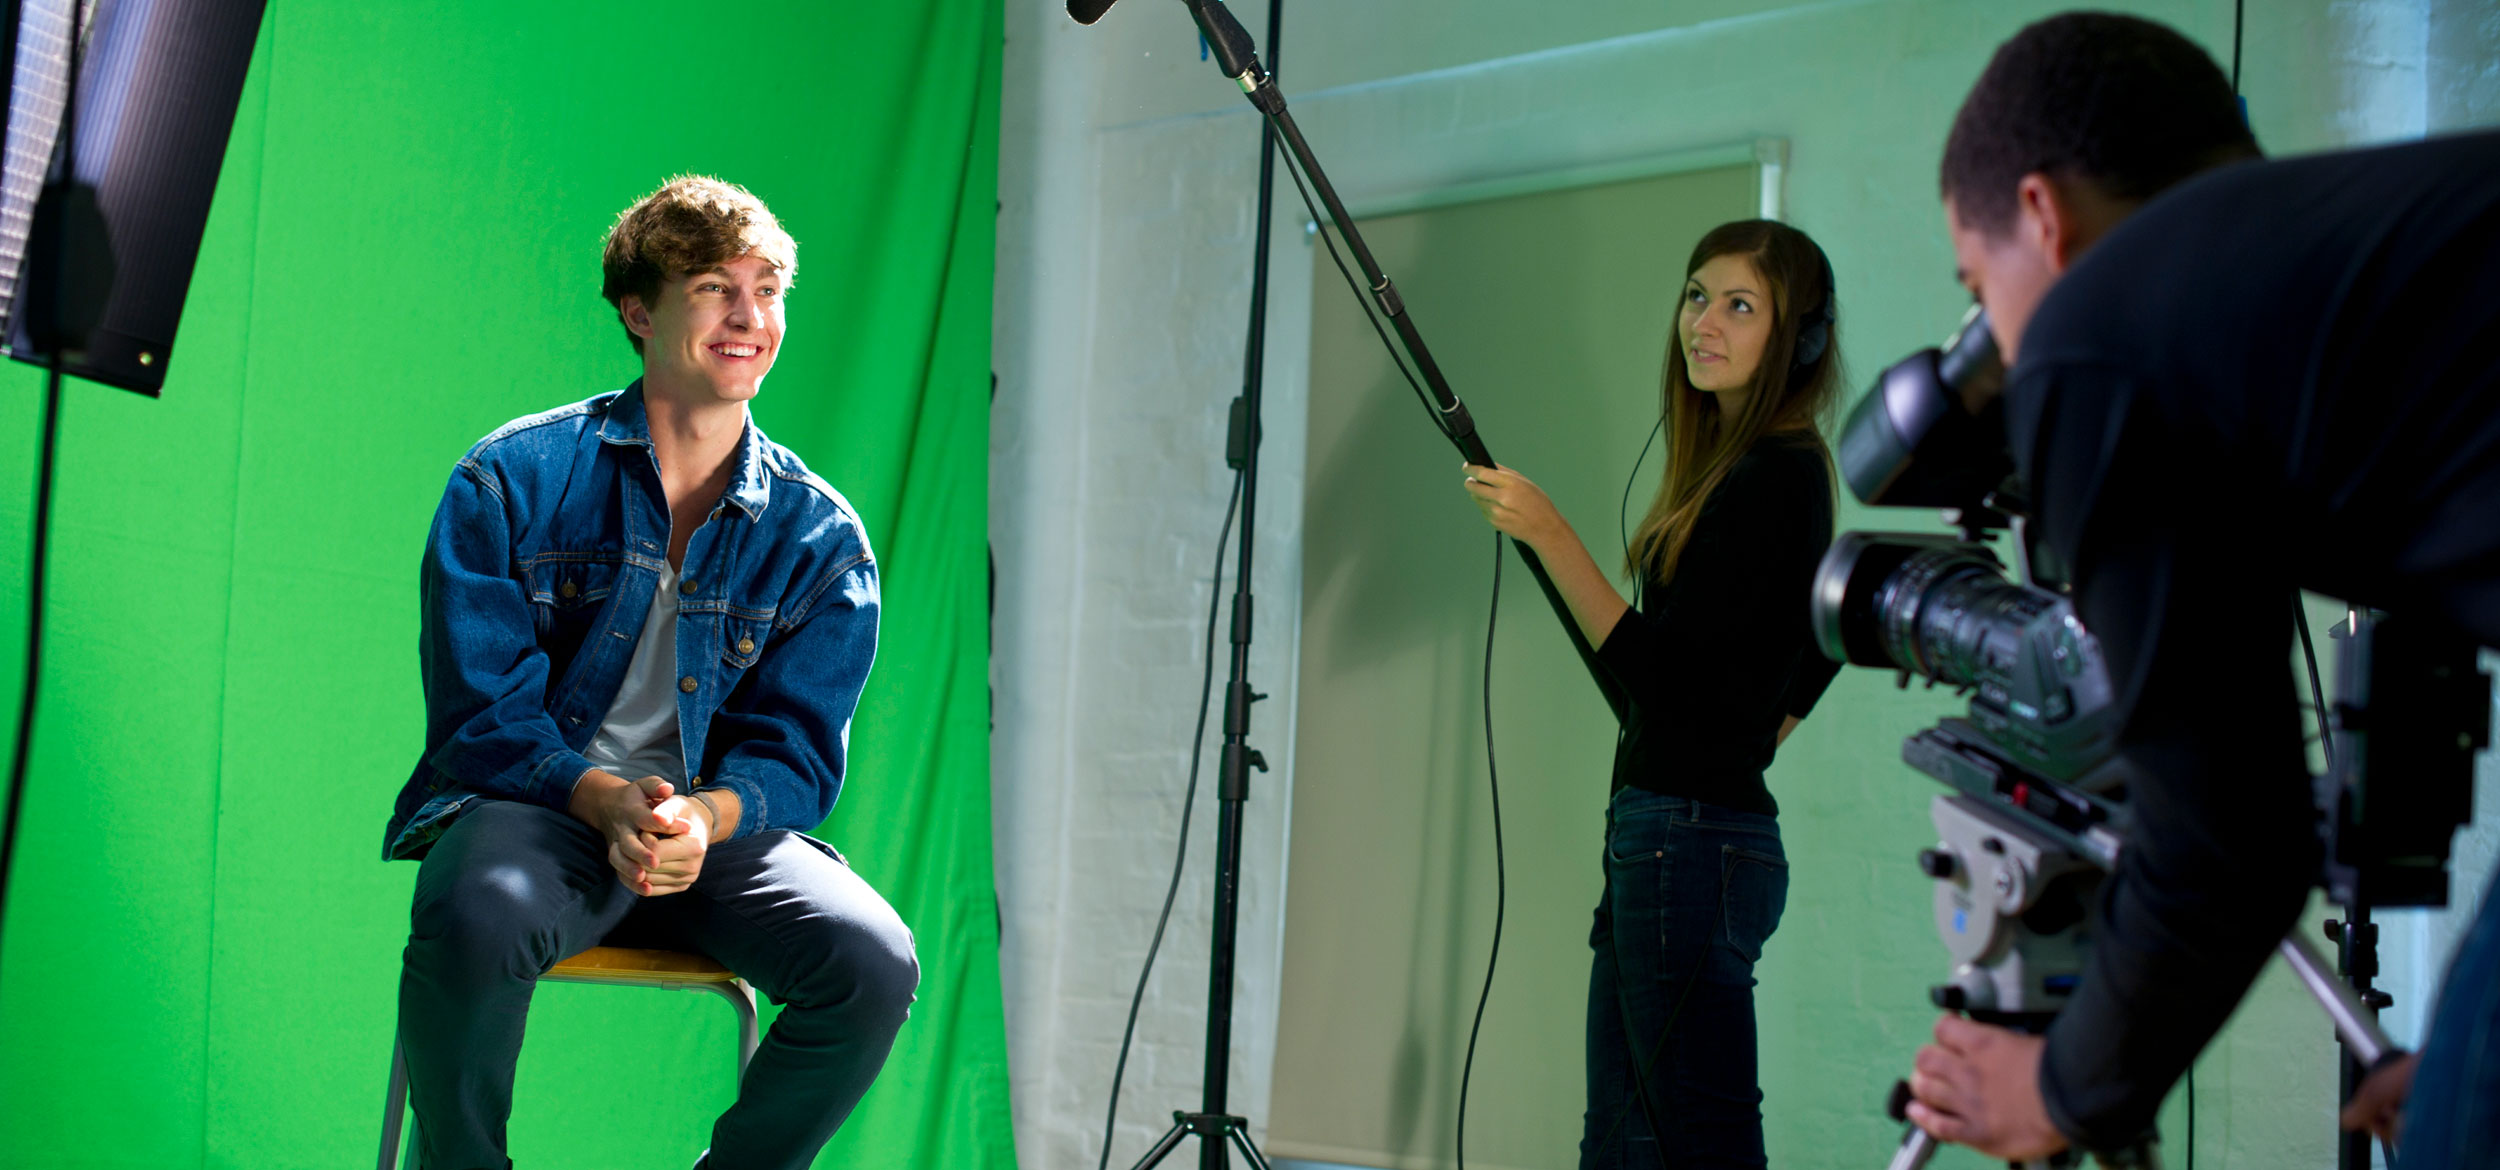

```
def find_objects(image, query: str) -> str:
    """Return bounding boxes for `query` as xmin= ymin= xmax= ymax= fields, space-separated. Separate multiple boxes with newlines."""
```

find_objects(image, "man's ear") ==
xmin=2019 ymin=172 xmax=2136 ymax=272
xmin=2013 ymin=173 xmax=2079 ymax=275
xmin=620 ymin=294 xmax=655 ymax=341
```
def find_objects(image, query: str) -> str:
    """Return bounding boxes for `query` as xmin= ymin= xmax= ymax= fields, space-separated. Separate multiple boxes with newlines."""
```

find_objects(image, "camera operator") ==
xmin=1895 ymin=13 xmax=2500 ymax=1166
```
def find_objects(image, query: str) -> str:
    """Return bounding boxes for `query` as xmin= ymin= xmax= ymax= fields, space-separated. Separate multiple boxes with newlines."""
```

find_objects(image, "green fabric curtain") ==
xmin=0 ymin=4 xmax=1009 ymax=1167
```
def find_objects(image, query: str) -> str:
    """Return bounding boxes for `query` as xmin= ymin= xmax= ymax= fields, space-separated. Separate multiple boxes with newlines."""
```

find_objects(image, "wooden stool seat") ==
xmin=548 ymin=945 xmax=742 ymax=986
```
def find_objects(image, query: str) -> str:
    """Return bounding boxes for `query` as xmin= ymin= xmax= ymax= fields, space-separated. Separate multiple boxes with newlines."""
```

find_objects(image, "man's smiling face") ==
xmin=625 ymin=251 xmax=787 ymax=406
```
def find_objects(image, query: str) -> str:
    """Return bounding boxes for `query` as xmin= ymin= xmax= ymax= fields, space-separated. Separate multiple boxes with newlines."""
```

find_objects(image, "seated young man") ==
xmin=382 ymin=175 xmax=918 ymax=1170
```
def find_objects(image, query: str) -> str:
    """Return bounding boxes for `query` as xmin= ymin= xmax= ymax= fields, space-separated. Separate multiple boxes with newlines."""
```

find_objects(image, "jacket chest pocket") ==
xmin=523 ymin=557 xmax=621 ymax=639
xmin=720 ymin=610 xmax=775 ymax=677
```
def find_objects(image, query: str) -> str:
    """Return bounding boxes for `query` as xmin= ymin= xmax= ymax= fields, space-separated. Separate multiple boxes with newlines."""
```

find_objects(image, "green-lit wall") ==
xmin=0 ymin=5 xmax=1010 ymax=1169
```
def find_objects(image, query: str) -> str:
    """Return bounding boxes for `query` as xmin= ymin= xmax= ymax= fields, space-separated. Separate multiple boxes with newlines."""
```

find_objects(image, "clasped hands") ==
xmin=568 ymin=769 xmax=716 ymax=896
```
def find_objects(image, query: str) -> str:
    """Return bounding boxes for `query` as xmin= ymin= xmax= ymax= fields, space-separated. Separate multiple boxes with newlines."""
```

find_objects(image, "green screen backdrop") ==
xmin=0 ymin=4 xmax=1010 ymax=1168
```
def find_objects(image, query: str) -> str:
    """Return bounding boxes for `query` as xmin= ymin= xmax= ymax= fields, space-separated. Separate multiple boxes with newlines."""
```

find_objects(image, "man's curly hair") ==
xmin=1941 ymin=12 xmax=2260 ymax=236
xmin=601 ymin=176 xmax=797 ymax=354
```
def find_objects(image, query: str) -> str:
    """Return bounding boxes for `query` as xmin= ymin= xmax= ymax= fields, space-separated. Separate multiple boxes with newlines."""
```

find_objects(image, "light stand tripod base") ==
xmin=1127 ymin=1112 xmax=1271 ymax=1170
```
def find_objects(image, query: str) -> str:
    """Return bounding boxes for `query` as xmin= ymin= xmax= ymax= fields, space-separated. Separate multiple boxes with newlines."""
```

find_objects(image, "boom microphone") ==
xmin=1068 ymin=0 xmax=1119 ymax=25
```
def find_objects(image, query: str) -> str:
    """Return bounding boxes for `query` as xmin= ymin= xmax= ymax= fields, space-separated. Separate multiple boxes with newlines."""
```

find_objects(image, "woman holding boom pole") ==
xmin=1463 ymin=219 xmax=1846 ymax=1169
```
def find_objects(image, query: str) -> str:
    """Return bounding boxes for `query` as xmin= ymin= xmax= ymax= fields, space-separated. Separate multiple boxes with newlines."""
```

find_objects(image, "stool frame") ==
xmin=377 ymin=946 xmax=760 ymax=1170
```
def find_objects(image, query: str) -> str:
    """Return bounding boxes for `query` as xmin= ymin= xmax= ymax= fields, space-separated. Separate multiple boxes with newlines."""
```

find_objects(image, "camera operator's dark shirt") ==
xmin=2005 ymin=128 xmax=2500 ymax=1150
xmin=1582 ymin=434 xmax=1842 ymax=814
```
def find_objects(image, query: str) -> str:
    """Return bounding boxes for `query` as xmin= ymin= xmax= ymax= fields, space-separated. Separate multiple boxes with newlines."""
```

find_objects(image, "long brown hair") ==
xmin=1625 ymin=219 xmax=1843 ymax=583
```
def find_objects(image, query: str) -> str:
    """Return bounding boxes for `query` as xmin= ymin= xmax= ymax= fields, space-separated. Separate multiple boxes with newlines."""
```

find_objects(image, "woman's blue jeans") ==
xmin=2398 ymin=859 xmax=2500 ymax=1168
xmin=1581 ymin=789 xmax=1789 ymax=1170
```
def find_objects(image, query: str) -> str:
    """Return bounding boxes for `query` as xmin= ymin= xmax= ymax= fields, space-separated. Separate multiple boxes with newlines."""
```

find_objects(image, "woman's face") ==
xmin=1678 ymin=252 xmax=1775 ymax=398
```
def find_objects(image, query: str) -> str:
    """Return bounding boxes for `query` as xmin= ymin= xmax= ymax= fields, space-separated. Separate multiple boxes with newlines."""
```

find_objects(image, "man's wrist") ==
xmin=566 ymin=768 xmax=629 ymax=825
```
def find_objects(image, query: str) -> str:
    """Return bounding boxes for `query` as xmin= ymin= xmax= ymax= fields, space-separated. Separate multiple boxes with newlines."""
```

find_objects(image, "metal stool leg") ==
xmin=378 ymin=963 xmax=755 ymax=1168
xmin=379 ymin=1037 xmax=409 ymax=1170
xmin=690 ymin=977 xmax=762 ymax=1077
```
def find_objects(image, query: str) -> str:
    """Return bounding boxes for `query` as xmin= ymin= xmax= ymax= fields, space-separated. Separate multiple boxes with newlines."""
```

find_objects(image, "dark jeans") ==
xmin=1581 ymin=790 xmax=1788 ymax=1170
xmin=2399 ymin=859 xmax=2500 ymax=1169
xmin=397 ymin=800 xmax=918 ymax=1170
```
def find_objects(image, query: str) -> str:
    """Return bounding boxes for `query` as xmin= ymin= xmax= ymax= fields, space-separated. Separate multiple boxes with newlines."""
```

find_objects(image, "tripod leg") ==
xmin=1225 ymin=1123 xmax=1272 ymax=1170
xmin=1125 ymin=1117 xmax=1193 ymax=1170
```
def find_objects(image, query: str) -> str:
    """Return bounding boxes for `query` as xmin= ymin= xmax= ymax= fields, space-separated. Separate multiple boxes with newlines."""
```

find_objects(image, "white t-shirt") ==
xmin=581 ymin=561 xmax=687 ymax=785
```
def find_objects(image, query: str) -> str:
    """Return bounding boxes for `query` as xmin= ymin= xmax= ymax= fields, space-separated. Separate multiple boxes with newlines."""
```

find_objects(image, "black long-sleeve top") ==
xmin=1550 ymin=434 xmax=1841 ymax=815
xmin=2003 ymin=129 xmax=2500 ymax=1150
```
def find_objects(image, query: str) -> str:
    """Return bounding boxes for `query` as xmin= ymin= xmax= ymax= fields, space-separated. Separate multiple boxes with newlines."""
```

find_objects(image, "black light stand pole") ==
xmin=1189 ymin=0 xmax=1279 ymax=1158
xmin=1193 ymin=0 xmax=1282 ymax=1161
xmin=1120 ymin=3 xmax=1285 ymax=1167
xmin=2330 ymin=901 xmax=2390 ymax=1170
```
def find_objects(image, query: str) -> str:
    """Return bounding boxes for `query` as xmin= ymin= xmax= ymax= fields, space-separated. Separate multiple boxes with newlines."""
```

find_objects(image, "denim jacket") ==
xmin=384 ymin=382 xmax=878 ymax=861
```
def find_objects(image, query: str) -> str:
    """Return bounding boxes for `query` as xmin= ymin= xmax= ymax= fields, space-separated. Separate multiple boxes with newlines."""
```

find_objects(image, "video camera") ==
xmin=1812 ymin=303 xmax=2487 ymax=914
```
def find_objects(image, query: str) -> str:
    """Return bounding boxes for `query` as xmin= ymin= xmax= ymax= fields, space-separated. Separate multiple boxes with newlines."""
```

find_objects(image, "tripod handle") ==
xmin=2279 ymin=933 xmax=2402 ymax=1069
xmin=1884 ymin=1125 xmax=1940 ymax=1170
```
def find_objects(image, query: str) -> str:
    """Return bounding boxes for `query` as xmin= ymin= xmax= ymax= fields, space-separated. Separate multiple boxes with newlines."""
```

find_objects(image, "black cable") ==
xmin=2295 ymin=593 xmax=2333 ymax=760
xmin=0 ymin=372 xmax=60 ymax=943
xmin=1618 ymin=417 xmax=1663 ymax=594
xmin=1456 ymin=533 xmax=1506 ymax=1170
xmin=1097 ymin=472 xmax=1244 ymax=1170
xmin=0 ymin=0 xmax=82 ymax=950
xmin=2230 ymin=0 xmax=2244 ymax=92
xmin=1263 ymin=73 xmax=1524 ymax=1170
xmin=1588 ymin=865 xmax=1735 ymax=1157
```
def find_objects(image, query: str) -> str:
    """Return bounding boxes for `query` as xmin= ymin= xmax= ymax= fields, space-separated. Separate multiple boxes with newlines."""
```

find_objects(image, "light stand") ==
xmin=2326 ymin=903 xmax=2388 ymax=1170
xmin=1113 ymin=2 xmax=1285 ymax=1168
xmin=2324 ymin=606 xmax=2390 ymax=1170
xmin=1100 ymin=1 xmax=1589 ymax=1166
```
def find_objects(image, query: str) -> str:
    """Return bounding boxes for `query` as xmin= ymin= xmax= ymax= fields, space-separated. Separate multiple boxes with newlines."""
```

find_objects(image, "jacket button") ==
xmin=680 ymin=579 xmax=699 ymax=595
xmin=737 ymin=636 xmax=755 ymax=656
xmin=679 ymin=676 xmax=698 ymax=693
xmin=559 ymin=580 xmax=577 ymax=599
xmin=690 ymin=775 xmax=703 ymax=786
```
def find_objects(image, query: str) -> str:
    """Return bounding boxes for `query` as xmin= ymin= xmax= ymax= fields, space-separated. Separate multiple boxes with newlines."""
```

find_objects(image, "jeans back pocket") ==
xmin=1719 ymin=845 xmax=1790 ymax=966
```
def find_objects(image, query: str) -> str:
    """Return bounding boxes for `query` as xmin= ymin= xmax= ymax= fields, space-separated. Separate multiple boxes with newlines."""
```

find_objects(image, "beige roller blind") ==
xmin=1273 ymin=163 xmax=1760 ymax=1170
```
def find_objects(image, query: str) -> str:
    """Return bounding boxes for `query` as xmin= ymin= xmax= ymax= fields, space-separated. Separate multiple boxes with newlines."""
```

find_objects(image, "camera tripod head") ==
xmin=1919 ymin=792 xmax=2099 ymax=1019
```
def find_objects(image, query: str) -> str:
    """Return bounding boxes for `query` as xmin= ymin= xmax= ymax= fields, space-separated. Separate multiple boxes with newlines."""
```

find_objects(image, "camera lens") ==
xmin=1812 ymin=533 xmax=2004 ymax=674
xmin=1875 ymin=548 xmax=2057 ymax=692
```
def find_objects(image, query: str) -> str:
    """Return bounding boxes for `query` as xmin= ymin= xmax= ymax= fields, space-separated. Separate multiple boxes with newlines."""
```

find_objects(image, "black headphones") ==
xmin=1788 ymin=242 xmax=1836 ymax=387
